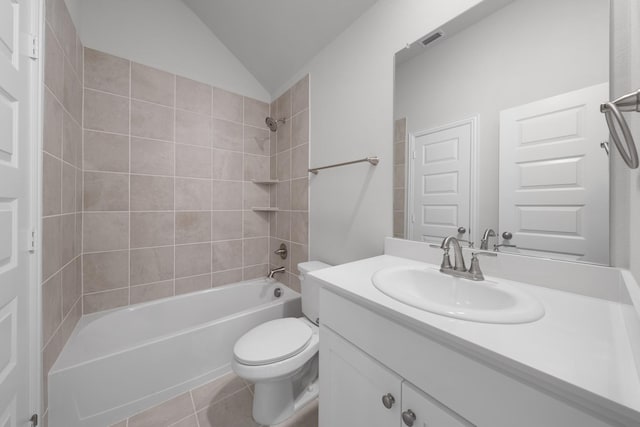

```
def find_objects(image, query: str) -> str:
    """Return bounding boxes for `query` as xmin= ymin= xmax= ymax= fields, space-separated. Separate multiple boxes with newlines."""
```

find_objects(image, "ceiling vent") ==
xmin=421 ymin=31 xmax=444 ymax=47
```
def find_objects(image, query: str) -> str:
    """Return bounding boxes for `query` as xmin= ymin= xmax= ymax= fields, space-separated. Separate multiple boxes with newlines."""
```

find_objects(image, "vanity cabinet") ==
xmin=319 ymin=288 xmax=623 ymax=427
xmin=321 ymin=326 xmax=474 ymax=427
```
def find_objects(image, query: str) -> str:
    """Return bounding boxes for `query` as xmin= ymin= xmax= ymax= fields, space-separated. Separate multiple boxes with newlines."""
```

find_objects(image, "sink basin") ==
xmin=371 ymin=266 xmax=545 ymax=324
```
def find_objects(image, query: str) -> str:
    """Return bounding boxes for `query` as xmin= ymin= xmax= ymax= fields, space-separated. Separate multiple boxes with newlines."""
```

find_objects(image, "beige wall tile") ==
xmin=243 ymin=126 xmax=270 ymax=156
xmin=276 ymin=150 xmax=291 ymax=181
xmin=43 ymin=216 xmax=61 ymax=280
xmin=175 ymin=243 xmax=211 ymax=278
xmin=43 ymin=88 xmax=63 ymax=157
xmin=393 ymin=164 xmax=405 ymax=188
xmin=244 ymin=154 xmax=269 ymax=181
xmin=62 ymin=110 xmax=81 ymax=167
xmin=176 ymin=76 xmax=212 ymax=115
xmin=289 ymin=243 xmax=309 ymax=275
xmin=61 ymin=213 xmax=76 ymax=265
xmin=244 ymin=264 xmax=267 ymax=280
xmin=130 ymin=175 xmax=174 ymax=211
xmin=131 ymin=100 xmax=175 ymax=141
xmin=169 ymin=414 xmax=199 ymax=427
xmin=83 ymin=289 xmax=128 ymax=314
xmin=244 ymin=98 xmax=269 ymax=129
xmin=83 ymin=250 xmax=129 ymax=293
xmin=243 ymin=237 xmax=268 ymax=266
xmin=276 ymin=89 xmax=292 ymax=120
xmin=84 ymin=48 xmax=130 ymax=96
xmin=212 ymin=149 xmax=243 ymax=181
xmin=129 ymin=393 xmax=193 ymax=427
xmin=212 ymin=118 xmax=243 ymax=151
xmin=131 ymin=62 xmax=175 ymax=106
xmin=291 ymin=144 xmax=309 ymax=179
xmin=393 ymin=188 xmax=404 ymax=211
xmin=243 ymin=211 xmax=269 ymax=238
xmin=131 ymin=212 xmax=174 ymax=248
xmin=63 ymin=59 xmax=82 ymax=123
xmin=42 ymin=272 xmax=62 ymax=345
xmin=175 ymin=178 xmax=212 ymax=211
xmin=213 ymin=181 xmax=243 ymax=210
xmin=175 ymin=274 xmax=211 ymax=295
xmin=130 ymin=137 xmax=174 ymax=176
xmin=211 ymin=269 xmax=242 ymax=287
xmin=211 ymin=211 xmax=242 ymax=241
xmin=212 ymin=87 xmax=243 ymax=123
xmin=61 ymin=258 xmax=81 ymax=315
xmin=176 ymin=211 xmax=212 ymax=244
xmin=394 ymin=118 xmax=407 ymax=143
xmin=83 ymin=212 xmax=129 ymax=252
xmin=84 ymin=89 xmax=129 ymax=134
xmin=276 ymin=119 xmax=291 ymax=153
xmin=275 ymin=211 xmax=290 ymax=241
xmin=291 ymin=212 xmax=309 ymax=244
xmin=43 ymin=153 xmax=61 ymax=216
xmin=83 ymin=172 xmax=129 ymax=211
xmin=130 ymin=246 xmax=174 ymax=286
xmin=291 ymin=109 xmax=309 ymax=148
xmin=176 ymin=110 xmax=212 ymax=147
xmin=130 ymin=281 xmax=174 ymax=304
xmin=212 ymin=240 xmax=243 ymax=272
xmin=394 ymin=141 xmax=406 ymax=165
xmin=176 ymin=144 xmax=212 ymax=179
xmin=84 ymin=131 xmax=129 ymax=173
xmin=291 ymin=75 xmax=309 ymax=117
xmin=291 ymin=178 xmax=308 ymax=211
xmin=242 ymin=182 xmax=269 ymax=210
xmin=276 ymin=181 xmax=291 ymax=211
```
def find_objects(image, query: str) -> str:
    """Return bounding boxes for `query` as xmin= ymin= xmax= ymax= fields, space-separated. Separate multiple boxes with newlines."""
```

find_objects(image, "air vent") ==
xmin=421 ymin=31 xmax=443 ymax=47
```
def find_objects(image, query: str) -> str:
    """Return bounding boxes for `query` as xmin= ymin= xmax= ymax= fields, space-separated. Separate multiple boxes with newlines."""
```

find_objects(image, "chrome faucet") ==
xmin=268 ymin=266 xmax=286 ymax=279
xmin=436 ymin=236 xmax=497 ymax=281
xmin=480 ymin=228 xmax=496 ymax=250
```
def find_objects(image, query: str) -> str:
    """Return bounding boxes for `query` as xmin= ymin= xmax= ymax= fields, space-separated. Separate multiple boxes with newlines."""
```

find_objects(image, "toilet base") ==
xmin=252 ymin=355 xmax=319 ymax=425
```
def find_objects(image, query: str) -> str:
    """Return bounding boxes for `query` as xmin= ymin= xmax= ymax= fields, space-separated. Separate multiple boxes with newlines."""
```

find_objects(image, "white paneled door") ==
xmin=410 ymin=119 xmax=474 ymax=244
xmin=499 ymin=83 xmax=610 ymax=264
xmin=0 ymin=0 xmax=38 ymax=425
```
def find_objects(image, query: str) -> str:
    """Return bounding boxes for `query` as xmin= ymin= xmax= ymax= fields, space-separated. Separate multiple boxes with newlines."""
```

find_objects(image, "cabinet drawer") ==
xmin=401 ymin=381 xmax=474 ymax=427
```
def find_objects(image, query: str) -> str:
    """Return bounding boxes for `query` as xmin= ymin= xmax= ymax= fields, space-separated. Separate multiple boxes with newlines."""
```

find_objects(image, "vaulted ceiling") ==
xmin=180 ymin=0 xmax=379 ymax=95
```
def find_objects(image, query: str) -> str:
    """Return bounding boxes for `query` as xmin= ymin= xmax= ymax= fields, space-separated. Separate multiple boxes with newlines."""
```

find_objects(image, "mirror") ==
xmin=393 ymin=0 xmax=610 ymax=264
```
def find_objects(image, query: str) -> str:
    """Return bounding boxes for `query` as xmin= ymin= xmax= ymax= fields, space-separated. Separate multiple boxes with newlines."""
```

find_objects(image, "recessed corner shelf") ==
xmin=251 ymin=207 xmax=280 ymax=212
xmin=251 ymin=179 xmax=280 ymax=185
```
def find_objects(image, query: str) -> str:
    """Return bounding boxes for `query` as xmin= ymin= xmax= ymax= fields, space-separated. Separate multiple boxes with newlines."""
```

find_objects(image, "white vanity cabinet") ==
xmin=319 ymin=287 xmax=625 ymax=427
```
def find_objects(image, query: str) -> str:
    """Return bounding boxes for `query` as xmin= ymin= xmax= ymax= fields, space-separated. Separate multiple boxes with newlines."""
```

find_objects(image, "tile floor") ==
xmin=110 ymin=372 xmax=318 ymax=427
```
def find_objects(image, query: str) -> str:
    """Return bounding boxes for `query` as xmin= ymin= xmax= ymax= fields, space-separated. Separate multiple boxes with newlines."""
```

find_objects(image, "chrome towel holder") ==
xmin=309 ymin=156 xmax=379 ymax=174
xmin=600 ymin=89 xmax=640 ymax=169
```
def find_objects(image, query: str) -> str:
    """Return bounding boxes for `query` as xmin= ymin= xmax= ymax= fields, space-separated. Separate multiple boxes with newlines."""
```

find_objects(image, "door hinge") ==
xmin=412 ymin=150 xmax=416 ymax=160
xmin=22 ymin=34 xmax=39 ymax=59
xmin=29 ymin=413 xmax=38 ymax=426
xmin=28 ymin=229 xmax=36 ymax=253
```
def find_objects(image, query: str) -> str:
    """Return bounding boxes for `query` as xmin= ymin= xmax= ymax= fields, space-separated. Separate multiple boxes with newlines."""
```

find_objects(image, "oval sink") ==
xmin=371 ymin=266 xmax=545 ymax=324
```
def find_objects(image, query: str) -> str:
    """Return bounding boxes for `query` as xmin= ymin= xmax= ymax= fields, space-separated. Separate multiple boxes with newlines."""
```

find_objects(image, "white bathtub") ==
xmin=48 ymin=278 xmax=301 ymax=427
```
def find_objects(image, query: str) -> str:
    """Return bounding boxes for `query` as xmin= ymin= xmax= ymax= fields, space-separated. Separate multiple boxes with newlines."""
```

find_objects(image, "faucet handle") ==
xmin=467 ymin=252 xmax=496 ymax=281
xmin=471 ymin=251 xmax=497 ymax=258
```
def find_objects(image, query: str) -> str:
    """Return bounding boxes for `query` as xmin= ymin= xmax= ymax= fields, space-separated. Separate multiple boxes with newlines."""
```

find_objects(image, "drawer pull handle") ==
xmin=402 ymin=409 xmax=417 ymax=426
xmin=382 ymin=393 xmax=395 ymax=409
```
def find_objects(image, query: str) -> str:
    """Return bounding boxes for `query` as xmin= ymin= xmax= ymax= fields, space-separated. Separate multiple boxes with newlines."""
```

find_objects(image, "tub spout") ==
xmin=268 ymin=267 xmax=286 ymax=279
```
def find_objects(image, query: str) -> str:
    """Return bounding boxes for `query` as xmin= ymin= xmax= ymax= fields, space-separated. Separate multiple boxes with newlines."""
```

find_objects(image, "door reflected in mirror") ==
xmin=393 ymin=0 xmax=610 ymax=264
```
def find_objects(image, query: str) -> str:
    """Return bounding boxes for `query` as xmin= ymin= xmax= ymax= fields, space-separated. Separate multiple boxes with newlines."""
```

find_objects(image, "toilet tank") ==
xmin=298 ymin=261 xmax=331 ymax=324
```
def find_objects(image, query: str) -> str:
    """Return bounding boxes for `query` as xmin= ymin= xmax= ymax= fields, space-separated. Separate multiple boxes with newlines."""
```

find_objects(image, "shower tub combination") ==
xmin=48 ymin=278 xmax=300 ymax=427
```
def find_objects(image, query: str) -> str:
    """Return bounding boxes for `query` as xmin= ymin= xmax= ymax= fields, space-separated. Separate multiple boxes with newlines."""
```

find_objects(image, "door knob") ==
xmin=457 ymin=227 xmax=466 ymax=234
xmin=402 ymin=409 xmax=417 ymax=426
xmin=502 ymin=231 xmax=513 ymax=240
xmin=381 ymin=393 xmax=395 ymax=409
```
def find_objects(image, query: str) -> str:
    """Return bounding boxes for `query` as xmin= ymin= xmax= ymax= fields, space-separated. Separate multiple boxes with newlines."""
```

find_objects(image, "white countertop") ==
xmin=312 ymin=254 xmax=640 ymax=422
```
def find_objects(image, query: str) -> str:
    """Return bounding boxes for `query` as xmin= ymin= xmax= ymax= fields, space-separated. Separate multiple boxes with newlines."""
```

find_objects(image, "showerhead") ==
xmin=265 ymin=117 xmax=286 ymax=132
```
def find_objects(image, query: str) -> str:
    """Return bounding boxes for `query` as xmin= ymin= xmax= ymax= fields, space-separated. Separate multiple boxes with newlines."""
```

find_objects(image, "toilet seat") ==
xmin=234 ymin=318 xmax=312 ymax=366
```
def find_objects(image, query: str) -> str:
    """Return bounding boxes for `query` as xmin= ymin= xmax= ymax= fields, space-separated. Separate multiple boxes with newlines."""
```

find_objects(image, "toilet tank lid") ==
xmin=298 ymin=261 xmax=332 ymax=275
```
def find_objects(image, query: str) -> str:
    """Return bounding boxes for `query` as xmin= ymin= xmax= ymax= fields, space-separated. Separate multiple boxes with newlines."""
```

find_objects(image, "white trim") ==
xmin=406 ymin=116 xmax=479 ymax=244
xmin=29 ymin=0 xmax=44 ymax=417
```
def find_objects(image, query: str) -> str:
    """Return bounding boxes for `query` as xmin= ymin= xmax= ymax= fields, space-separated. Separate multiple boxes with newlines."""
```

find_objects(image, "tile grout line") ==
xmin=173 ymin=74 xmax=177 ymax=297
xmin=127 ymin=59 xmax=132 ymax=307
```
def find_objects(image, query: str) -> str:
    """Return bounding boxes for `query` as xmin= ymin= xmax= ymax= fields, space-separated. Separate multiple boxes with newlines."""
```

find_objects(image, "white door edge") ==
xmin=406 ymin=116 xmax=479 ymax=244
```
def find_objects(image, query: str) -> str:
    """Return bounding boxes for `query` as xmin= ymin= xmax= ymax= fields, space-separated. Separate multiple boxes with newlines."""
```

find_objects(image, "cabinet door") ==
xmin=320 ymin=327 xmax=402 ymax=427
xmin=401 ymin=382 xmax=474 ymax=427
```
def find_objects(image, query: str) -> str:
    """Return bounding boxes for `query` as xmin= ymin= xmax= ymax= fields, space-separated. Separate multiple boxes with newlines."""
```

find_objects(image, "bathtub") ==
xmin=48 ymin=278 xmax=301 ymax=427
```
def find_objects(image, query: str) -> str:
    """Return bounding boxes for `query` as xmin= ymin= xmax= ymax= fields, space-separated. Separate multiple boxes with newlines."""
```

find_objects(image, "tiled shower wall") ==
xmin=41 ymin=0 xmax=83 ymax=421
xmin=269 ymin=76 xmax=310 ymax=290
xmin=82 ymin=49 xmax=275 ymax=313
xmin=393 ymin=118 xmax=407 ymax=238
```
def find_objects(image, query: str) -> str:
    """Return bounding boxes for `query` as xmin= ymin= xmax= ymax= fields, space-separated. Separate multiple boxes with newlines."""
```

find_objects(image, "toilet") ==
xmin=232 ymin=261 xmax=331 ymax=425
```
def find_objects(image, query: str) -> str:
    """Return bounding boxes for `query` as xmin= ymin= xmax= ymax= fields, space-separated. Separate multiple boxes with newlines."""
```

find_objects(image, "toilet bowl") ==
xmin=231 ymin=261 xmax=330 ymax=425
